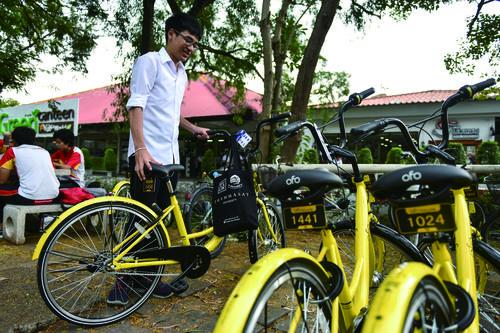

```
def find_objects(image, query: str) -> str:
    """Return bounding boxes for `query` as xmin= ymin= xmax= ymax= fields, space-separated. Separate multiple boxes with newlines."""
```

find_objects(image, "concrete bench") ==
xmin=3 ymin=204 xmax=64 ymax=245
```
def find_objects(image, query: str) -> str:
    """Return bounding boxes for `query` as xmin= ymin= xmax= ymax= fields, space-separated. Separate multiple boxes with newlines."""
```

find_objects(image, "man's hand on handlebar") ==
xmin=193 ymin=126 xmax=210 ymax=140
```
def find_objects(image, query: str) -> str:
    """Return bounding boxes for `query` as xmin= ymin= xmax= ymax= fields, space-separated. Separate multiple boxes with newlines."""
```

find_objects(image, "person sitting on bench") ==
xmin=51 ymin=129 xmax=107 ymax=197
xmin=51 ymin=129 xmax=85 ymax=188
xmin=0 ymin=127 xmax=60 ymax=234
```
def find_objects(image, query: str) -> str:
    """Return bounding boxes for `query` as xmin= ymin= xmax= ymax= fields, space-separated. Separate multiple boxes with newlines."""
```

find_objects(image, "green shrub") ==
xmin=80 ymin=147 xmax=92 ymax=169
xmin=357 ymin=147 xmax=373 ymax=164
xmin=201 ymin=149 xmax=217 ymax=174
xmin=385 ymin=147 xmax=404 ymax=164
xmin=477 ymin=141 xmax=500 ymax=164
xmin=302 ymin=148 xmax=319 ymax=164
xmin=91 ymin=156 xmax=104 ymax=170
xmin=104 ymin=148 xmax=117 ymax=172
xmin=446 ymin=142 xmax=467 ymax=165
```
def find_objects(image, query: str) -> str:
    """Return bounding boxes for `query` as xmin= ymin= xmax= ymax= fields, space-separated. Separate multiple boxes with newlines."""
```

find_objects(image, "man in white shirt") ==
xmin=108 ymin=13 xmax=208 ymax=305
xmin=0 ymin=127 xmax=60 ymax=230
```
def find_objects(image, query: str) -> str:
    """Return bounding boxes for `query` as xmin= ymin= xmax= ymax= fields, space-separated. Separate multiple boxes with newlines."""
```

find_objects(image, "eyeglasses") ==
xmin=174 ymin=30 xmax=199 ymax=50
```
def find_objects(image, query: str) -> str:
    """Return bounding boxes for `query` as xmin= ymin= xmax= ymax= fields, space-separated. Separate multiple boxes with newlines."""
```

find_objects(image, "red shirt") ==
xmin=51 ymin=147 xmax=85 ymax=187
xmin=51 ymin=148 xmax=82 ymax=169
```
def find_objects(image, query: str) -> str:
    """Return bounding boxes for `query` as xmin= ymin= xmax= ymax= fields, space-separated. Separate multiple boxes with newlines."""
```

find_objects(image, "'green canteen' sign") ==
xmin=0 ymin=99 xmax=79 ymax=137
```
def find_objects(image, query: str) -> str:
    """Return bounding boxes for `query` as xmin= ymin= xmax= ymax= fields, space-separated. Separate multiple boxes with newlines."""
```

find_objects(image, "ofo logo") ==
xmin=401 ymin=170 xmax=422 ymax=182
xmin=229 ymin=175 xmax=243 ymax=189
xmin=286 ymin=175 xmax=301 ymax=186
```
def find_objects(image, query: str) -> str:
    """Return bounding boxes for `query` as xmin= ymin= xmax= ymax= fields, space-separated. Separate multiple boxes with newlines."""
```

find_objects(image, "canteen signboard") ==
xmin=0 ymin=98 xmax=79 ymax=137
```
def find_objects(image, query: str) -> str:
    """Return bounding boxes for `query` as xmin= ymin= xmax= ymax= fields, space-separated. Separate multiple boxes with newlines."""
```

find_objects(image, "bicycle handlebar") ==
xmin=348 ymin=88 xmax=375 ymax=106
xmin=350 ymin=79 xmax=496 ymax=164
xmin=207 ymin=112 xmax=292 ymax=155
xmin=442 ymin=78 xmax=496 ymax=110
xmin=338 ymin=87 xmax=375 ymax=148
xmin=275 ymin=120 xmax=303 ymax=137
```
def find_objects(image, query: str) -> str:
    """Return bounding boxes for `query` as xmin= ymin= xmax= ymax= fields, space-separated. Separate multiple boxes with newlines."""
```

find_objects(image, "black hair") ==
xmin=165 ymin=13 xmax=203 ymax=41
xmin=53 ymin=129 xmax=75 ymax=146
xmin=12 ymin=126 xmax=36 ymax=145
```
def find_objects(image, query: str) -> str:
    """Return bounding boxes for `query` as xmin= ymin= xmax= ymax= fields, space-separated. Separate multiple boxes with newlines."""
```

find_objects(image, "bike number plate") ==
xmin=394 ymin=203 xmax=455 ymax=234
xmin=283 ymin=199 xmax=327 ymax=230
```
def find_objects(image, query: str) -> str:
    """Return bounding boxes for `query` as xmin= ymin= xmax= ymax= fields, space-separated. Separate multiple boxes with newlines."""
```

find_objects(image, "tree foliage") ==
xmin=477 ymin=141 xmax=499 ymax=164
xmin=0 ymin=0 xmax=108 ymax=92
xmin=444 ymin=0 xmax=499 ymax=76
xmin=385 ymin=147 xmax=404 ymax=164
xmin=446 ymin=142 xmax=467 ymax=165
xmin=0 ymin=98 xmax=19 ymax=109
xmin=107 ymin=0 xmax=261 ymax=123
xmin=104 ymin=148 xmax=117 ymax=172
xmin=357 ymin=147 xmax=373 ymax=164
xmin=302 ymin=148 xmax=319 ymax=164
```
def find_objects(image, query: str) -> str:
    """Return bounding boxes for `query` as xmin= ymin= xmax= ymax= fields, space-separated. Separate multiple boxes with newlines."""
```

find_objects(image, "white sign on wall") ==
xmin=0 ymin=99 xmax=79 ymax=137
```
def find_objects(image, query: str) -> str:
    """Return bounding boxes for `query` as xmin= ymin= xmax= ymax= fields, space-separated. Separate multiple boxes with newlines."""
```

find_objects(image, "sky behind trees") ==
xmin=3 ymin=1 xmax=496 ymax=104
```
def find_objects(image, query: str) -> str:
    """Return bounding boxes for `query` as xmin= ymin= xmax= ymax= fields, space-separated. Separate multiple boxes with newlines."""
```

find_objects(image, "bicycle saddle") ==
xmin=266 ymin=169 xmax=344 ymax=200
xmin=147 ymin=164 xmax=185 ymax=178
xmin=371 ymin=165 xmax=473 ymax=201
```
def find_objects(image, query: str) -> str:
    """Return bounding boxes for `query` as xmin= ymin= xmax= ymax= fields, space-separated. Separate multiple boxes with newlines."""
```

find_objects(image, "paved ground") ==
xmin=0 ymin=224 xmax=318 ymax=333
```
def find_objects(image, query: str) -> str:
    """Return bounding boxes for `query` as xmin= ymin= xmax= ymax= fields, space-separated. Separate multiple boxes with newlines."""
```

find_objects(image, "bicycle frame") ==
xmin=320 ymin=178 xmax=371 ymax=329
xmin=32 ymin=194 xmax=225 ymax=266
xmin=362 ymin=187 xmax=480 ymax=333
xmin=215 ymin=176 xmax=377 ymax=332
xmin=431 ymin=188 xmax=478 ymax=332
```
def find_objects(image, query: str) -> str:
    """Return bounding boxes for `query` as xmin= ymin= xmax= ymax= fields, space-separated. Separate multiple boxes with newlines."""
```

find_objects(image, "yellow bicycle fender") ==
xmin=111 ymin=180 xmax=130 ymax=195
xmin=213 ymin=248 xmax=328 ymax=333
xmin=32 ymin=196 xmax=157 ymax=260
xmin=362 ymin=262 xmax=447 ymax=333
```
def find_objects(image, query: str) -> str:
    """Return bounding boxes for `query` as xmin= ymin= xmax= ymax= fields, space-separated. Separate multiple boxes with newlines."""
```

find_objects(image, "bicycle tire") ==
xmin=417 ymin=237 xmax=500 ymax=332
xmin=248 ymin=200 xmax=286 ymax=263
xmin=185 ymin=185 xmax=226 ymax=258
xmin=112 ymin=180 xmax=131 ymax=198
xmin=244 ymin=259 xmax=334 ymax=332
xmin=401 ymin=278 xmax=455 ymax=332
xmin=362 ymin=269 xmax=454 ymax=333
xmin=37 ymin=200 xmax=167 ymax=326
xmin=331 ymin=219 xmax=427 ymax=294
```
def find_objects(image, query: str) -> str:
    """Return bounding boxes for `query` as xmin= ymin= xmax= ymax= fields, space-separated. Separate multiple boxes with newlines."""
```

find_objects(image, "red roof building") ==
xmin=36 ymin=75 xmax=262 ymax=125
xmin=360 ymin=90 xmax=456 ymax=106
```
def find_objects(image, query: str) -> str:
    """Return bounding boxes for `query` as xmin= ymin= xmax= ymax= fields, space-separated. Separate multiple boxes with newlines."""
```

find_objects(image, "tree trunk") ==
xmin=141 ymin=0 xmax=156 ymax=55
xmin=281 ymin=0 xmax=339 ymax=162
xmin=271 ymin=0 xmax=291 ymax=113
xmin=260 ymin=0 xmax=273 ymax=120
xmin=259 ymin=0 xmax=273 ymax=162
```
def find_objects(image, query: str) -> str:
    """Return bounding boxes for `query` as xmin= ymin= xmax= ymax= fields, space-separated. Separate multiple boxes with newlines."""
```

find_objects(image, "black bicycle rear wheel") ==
xmin=185 ymin=185 xmax=226 ymax=258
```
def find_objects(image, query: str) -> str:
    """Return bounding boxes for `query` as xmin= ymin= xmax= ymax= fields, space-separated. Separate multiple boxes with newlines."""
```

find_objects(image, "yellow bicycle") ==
xmin=32 ymin=113 xmax=292 ymax=326
xmin=32 ymin=163 xmax=221 ymax=326
xmin=359 ymin=79 xmax=499 ymax=332
xmin=213 ymin=89 xmax=428 ymax=332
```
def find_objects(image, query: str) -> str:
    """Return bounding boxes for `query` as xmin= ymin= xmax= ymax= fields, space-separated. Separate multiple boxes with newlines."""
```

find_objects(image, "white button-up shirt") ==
xmin=126 ymin=47 xmax=187 ymax=164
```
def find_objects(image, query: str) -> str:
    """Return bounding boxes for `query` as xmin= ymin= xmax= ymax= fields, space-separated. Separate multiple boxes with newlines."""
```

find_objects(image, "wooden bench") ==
xmin=3 ymin=204 xmax=64 ymax=245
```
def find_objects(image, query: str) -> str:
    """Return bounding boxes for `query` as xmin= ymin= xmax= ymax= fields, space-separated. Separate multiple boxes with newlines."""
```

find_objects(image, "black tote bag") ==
xmin=212 ymin=138 xmax=258 ymax=236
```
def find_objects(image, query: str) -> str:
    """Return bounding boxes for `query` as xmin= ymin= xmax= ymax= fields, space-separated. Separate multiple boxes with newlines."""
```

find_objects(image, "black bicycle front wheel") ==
xmin=248 ymin=200 xmax=286 ymax=263
xmin=244 ymin=260 xmax=335 ymax=332
xmin=331 ymin=219 xmax=426 ymax=289
xmin=417 ymin=237 xmax=500 ymax=332
xmin=402 ymin=277 xmax=455 ymax=332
